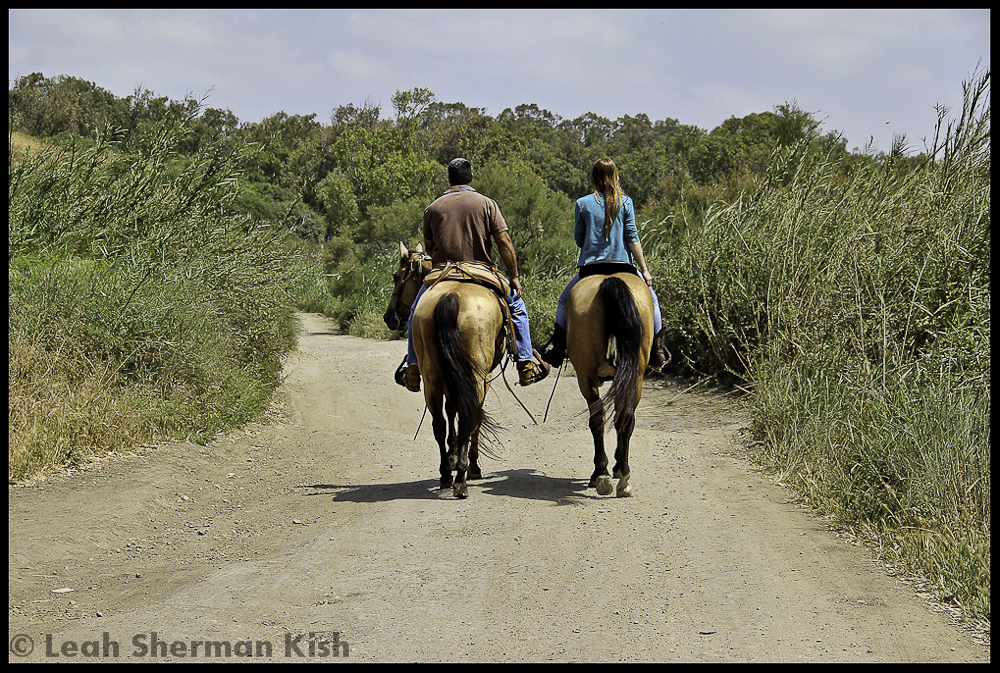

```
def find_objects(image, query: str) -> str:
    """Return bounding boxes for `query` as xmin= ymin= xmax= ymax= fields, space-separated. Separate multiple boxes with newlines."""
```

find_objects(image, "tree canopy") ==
xmin=10 ymin=72 xmax=858 ymax=258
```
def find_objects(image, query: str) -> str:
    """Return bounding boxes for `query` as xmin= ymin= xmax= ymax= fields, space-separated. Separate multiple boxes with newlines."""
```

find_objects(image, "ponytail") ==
xmin=591 ymin=158 xmax=624 ymax=240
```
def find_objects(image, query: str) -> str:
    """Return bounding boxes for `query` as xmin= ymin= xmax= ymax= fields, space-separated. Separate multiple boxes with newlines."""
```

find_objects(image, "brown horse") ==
xmin=565 ymin=266 xmax=655 ymax=497
xmin=384 ymin=243 xmax=507 ymax=498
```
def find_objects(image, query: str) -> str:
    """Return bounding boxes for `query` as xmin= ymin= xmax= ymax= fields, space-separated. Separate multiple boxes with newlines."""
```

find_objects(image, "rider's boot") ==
xmin=518 ymin=350 xmax=551 ymax=386
xmin=540 ymin=324 xmax=566 ymax=367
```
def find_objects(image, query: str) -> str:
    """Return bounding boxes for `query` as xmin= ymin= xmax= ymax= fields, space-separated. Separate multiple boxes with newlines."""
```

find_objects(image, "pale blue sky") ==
xmin=8 ymin=9 xmax=990 ymax=154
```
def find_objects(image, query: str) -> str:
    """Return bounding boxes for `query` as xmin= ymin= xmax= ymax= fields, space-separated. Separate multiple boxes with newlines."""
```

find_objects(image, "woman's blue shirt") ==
xmin=574 ymin=193 xmax=638 ymax=267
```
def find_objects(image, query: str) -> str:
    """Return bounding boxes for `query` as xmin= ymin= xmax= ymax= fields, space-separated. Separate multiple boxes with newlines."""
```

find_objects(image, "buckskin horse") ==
xmin=565 ymin=264 xmax=655 ymax=497
xmin=384 ymin=243 xmax=507 ymax=498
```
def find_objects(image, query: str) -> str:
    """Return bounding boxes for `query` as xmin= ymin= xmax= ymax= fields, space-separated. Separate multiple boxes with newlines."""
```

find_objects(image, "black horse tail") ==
xmin=433 ymin=292 xmax=499 ymax=449
xmin=597 ymin=277 xmax=644 ymax=429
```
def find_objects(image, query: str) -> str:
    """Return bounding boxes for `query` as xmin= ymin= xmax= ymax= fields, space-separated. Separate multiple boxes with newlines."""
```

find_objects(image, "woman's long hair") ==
xmin=591 ymin=157 xmax=625 ymax=240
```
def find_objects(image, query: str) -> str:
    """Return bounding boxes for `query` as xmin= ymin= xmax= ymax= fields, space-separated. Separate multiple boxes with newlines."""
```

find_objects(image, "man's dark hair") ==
xmin=448 ymin=157 xmax=473 ymax=185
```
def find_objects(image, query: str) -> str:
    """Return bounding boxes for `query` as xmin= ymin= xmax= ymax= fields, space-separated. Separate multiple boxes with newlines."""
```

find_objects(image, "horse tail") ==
xmin=433 ymin=292 xmax=499 ymax=447
xmin=597 ymin=277 xmax=644 ymax=427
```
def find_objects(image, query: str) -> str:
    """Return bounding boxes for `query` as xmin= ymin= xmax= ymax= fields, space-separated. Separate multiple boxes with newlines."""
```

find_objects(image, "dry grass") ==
xmin=8 ymin=328 xmax=151 ymax=480
xmin=8 ymin=119 xmax=308 ymax=483
xmin=9 ymin=130 xmax=52 ymax=155
xmin=646 ymin=68 xmax=990 ymax=625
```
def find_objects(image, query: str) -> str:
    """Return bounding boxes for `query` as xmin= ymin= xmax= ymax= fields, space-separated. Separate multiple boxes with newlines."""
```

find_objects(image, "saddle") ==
xmin=579 ymin=261 xmax=637 ymax=278
xmin=423 ymin=261 xmax=511 ymax=297
xmin=422 ymin=261 xmax=516 ymax=360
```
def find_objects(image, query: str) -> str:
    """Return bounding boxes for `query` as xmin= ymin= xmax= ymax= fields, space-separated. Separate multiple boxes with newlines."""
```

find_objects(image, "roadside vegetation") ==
xmin=9 ymin=113 xmax=319 ymax=481
xmin=8 ymin=68 xmax=989 ymax=624
xmin=651 ymin=71 xmax=990 ymax=623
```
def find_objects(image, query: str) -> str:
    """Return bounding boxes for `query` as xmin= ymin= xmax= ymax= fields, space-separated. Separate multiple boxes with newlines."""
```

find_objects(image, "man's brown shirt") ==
xmin=422 ymin=185 xmax=508 ymax=267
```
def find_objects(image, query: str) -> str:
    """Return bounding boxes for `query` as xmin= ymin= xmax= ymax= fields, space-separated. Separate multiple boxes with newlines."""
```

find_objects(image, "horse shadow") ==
xmin=298 ymin=468 xmax=594 ymax=505
xmin=297 ymin=478 xmax=440 ymax=502
xmin=479 ymin=469 xmax=593 ymax=505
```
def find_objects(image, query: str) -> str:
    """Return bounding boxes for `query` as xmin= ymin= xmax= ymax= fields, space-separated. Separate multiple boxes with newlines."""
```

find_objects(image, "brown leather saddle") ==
xmin=422 ymin=261 xmax=517 ymax=360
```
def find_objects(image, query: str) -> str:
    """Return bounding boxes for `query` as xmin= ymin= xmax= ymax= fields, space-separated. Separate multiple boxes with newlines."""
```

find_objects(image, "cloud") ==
xmin=132 ymin=14 xmax=217 ymax=48
xmin=325 ymin=48 xmax=394 ymax=85
xmin=72 ymin=12 xmax=126 ymax=43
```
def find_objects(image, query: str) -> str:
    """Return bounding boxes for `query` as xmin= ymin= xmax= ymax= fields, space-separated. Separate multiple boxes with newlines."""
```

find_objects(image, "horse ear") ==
xmin=399 ymin=241 xmax=408 ymax=260
xmin=415 ymin=242 xmax=423 ymax=254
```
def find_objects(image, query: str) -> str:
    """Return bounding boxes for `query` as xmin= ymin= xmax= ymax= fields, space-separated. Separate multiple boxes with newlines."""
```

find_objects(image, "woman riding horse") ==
xmin=541 ymin=157 xmax=667 ymax=369
xmin=541 ymin=158 xmax=669 ymax=497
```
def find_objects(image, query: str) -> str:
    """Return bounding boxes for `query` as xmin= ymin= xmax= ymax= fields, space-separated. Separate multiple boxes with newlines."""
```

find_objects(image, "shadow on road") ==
xmin=297 ymin=478 xmax=441 ymax=502
xmin=297 ymin=468 xmax=597 ymax=504
xmin=479 ymin=469 xmax=593 ymax=505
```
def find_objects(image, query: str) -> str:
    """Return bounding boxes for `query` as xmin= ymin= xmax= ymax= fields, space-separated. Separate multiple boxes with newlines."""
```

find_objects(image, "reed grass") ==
xmin=648 ymin=68 xmax=990 ymax=623
xmin=9 ymin=116 xmax=313 ymax=482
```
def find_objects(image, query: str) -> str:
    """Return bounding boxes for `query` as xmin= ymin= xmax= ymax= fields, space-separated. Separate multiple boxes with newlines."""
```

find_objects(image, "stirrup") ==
xmin=647 ymin=338 xmax=672 ymax=373
xmin=395 ymin=359 xmax=421 ymax=392
xmin=540 ymin=345 xmax=565 ymax=368
xmin=394 ymin=358 xmax=408 ymax=386
xmin=518 ymin=351 xmax=551 ymax=386
xmin=539 ymin=326 xmax=566 ymax=367
xmin=405 ymin=364 xmax=421 ymax=392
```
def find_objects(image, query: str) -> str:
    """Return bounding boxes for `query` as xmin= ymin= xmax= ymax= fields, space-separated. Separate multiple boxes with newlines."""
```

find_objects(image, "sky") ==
xmin=8 ymin=9 xmax=991 ymax=155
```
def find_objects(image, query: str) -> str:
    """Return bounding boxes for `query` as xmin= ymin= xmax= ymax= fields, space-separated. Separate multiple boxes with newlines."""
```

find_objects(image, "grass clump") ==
xmin=649 ymin=68 xmax=990 ymax=623
xmin=9 ymin=115 xmax=312 ymax=482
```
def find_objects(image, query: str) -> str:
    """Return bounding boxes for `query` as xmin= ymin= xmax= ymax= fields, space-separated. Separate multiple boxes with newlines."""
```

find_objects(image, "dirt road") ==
xmin=8 ymin=313 xmax=989 ymax=662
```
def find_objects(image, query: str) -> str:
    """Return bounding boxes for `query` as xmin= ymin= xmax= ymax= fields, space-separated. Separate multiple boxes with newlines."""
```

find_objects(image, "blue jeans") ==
xmin=406 ymin=283 xmax=534 ymax=366
xmin=554 ymin=272 xmax=662 ymax=333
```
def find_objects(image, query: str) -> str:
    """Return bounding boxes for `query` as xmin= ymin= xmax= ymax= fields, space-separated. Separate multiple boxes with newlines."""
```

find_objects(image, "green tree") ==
xmin=562 ymin=112 xmax=615 ymax=148
xmin=328 ymin=93 xmax=440 ymax=221
xmin=472 ymin=162 xmax=576 ymax=277
xmin=9 ymin=73 xmax=128 ymax=139
xmin=422 ymin=101 xmax=526 ymax=167
xmin=316 ymin=168 xmax=362 ymax=240
xmin=237 ymin=111 xmax=323 ymax=185
xmin=773 ymin=100 xmax=822 ymax=146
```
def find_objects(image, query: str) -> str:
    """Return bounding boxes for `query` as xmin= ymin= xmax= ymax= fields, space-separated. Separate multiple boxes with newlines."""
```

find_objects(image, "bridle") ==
xmin=385 ymin=251 xmax=431 ymax=331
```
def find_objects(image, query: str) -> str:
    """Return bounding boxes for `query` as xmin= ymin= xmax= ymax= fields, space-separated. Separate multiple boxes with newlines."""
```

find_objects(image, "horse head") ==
xmin=383 ymin=241 xmax=430 ymax=331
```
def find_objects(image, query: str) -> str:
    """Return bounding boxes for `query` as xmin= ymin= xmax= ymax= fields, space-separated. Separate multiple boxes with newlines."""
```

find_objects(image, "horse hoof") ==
xmin=454 ymin=483 xmax=468 ymax=499
xmin=617 ymin=483 xmax=633 ymax=498
xmin=595 ymin=476 xmax=614 ymax=496
xmin=440 ymin=476 xmax=453 ymax=488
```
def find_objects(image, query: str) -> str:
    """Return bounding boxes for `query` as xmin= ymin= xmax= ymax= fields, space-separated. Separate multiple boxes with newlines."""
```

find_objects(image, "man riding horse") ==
xmin=396 ymin=157 xmax=550 ymax=391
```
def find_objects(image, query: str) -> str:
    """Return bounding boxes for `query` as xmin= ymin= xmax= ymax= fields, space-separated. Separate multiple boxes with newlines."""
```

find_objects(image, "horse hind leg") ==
xmin=431 ymin=396 xmax=453 ymax=488
xmin=613 ymin=409 xmax=636 ymax=497
xmin=446 ymin=398 xmax=459 ymax=472
xmin=584 ymin=388 xmax=613 ymax=495
xmin=454 ymin=405 xmax=488 ymax=498
xmin=453 ymin=433 xmax=472 ymax=499
xmin=449 ymin=405 xmax=468 ymax=499
xmin=468 ymin=423 xmax=483 ymax=480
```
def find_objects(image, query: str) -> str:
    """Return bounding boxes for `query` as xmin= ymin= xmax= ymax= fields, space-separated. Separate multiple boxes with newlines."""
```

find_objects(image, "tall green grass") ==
xmin=9 ymin=117 xmax=315 ymax=481
xmin=650 ymin=69 xmax=990 ymax=622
